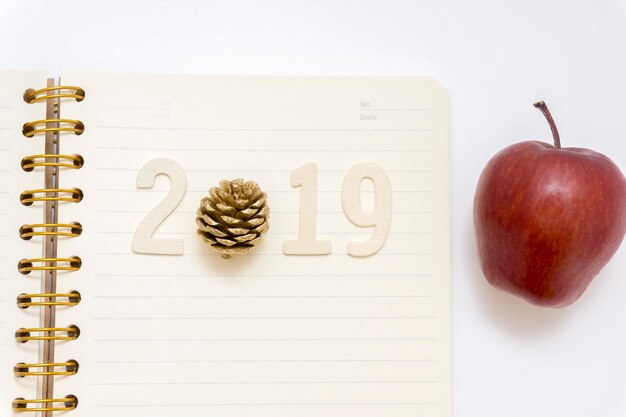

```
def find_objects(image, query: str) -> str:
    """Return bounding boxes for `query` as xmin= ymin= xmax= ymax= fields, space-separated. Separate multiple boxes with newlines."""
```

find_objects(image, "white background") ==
xmin=1 ymin=1 xmax=625 ymax=416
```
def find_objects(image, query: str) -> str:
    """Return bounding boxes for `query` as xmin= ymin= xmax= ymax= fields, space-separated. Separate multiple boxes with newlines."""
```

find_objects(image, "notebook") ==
xmin=0 ymin=71 xmax=451 ymax=417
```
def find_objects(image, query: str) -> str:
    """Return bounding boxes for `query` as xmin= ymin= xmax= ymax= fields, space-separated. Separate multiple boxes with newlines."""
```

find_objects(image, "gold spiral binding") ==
xmin=17 ymin=256 xmax=82 ymax=275
xmin=15 ymin=326 xmax=80 ymax=343
xmin=14 ymin=360 xmax=79 ymax=377
xmin=22 ymin=119 xmax=85 ymax=138
xmin=17 ymin=292 xmax=81 ymax=309
xmin=18 ymin=84 xmax=84 ymax=414
xmin=21 ymin=154 xmax=84 ymax=171
xmin=23 ymin=86 xmax=85 ymax=104
xmin=20 ymin=188 xmax=83 ymax=206
xmin=12 ymin=396 xmax=78 ymax=413
xmin=19 ymin=222 xmax=83 ymax=240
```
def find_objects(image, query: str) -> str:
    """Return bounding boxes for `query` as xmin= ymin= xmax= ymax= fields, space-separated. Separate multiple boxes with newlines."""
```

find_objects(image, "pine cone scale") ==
xmin=222 ymin=215 xmax=243 ymax=226
xmin=234 ymin=233 xmax=257 ymax=243
xmin=237 ymin=207 xmax=258 ymax=219
xmin=227 ymin=227 xmax=250 ymax=236
xmin=216 ymin=203 xmax=236 ymax=216
xmin=198 ymin=212 xmax=219 ymax=226
xmin=250 ymin=195 xmax=266 ymax=209
xmin=216 ymin=237 xmax=237 ymax=246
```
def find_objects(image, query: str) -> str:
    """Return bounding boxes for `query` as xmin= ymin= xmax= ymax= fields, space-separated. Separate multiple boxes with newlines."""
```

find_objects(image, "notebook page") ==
xmin=0 ymin=71 xmax=49 ymax=410
xmin=59 ymin=72 xmax=451 ymax=417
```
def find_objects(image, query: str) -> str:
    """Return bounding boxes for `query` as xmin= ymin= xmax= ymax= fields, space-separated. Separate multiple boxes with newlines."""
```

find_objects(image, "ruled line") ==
xmin=94 ymin=337 xmax=436 ymax=342
xmin=93 ymin=295 xmax=433 ymax=299
xmin=96 ymin=146 xmax=433 ymax=152
xmin=92 ymin=401 xmax=437 ymax=408
xmin=95 ymin=188 xmax=433 ymax=194
xmin=94 ymin=167 xmax=433 ymax=173
xmin=92 ymin=231 xmax=434 ymax=236
xmin=96 ymin=125 xmax=431 ymax=133
xmin=365 ymin=108 xmax=432 ymax=112
xmin=93 ymin=273 xmax=434 ymax=278
xmin=92 ymin=316 xmax=435 ymax=320
xmin=94 ymin=209 xmax=434 ymax=215
xmin=93 ymin=358 xmax=436 ymax=364
xmin=91 ymin=380 xmax=436 ymax=386
xmin=93 ymin=252 xmax=434 ymax=257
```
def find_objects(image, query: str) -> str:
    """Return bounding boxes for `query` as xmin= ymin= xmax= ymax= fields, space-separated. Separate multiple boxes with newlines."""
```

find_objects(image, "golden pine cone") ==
xmin=196 ymin=179 xmax=270 ymax=258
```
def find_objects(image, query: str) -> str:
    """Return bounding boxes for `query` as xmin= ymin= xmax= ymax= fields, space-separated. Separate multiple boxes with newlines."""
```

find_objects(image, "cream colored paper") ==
xmin=57 ymin=72 xmax=451 ymax=417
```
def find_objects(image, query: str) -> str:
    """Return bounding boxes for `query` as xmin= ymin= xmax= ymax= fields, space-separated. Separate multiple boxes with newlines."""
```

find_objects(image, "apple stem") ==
xmin=533 ymin=101 xmax=561 ymax=149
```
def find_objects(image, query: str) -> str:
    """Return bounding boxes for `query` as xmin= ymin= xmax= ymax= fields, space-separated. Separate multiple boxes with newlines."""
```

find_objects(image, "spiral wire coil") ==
xmin=13 ymin=85 xmax=84 ymax=413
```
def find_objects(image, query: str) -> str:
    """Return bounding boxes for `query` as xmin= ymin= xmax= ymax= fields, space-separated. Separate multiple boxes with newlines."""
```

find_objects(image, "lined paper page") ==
xmin=59 ymin=73 xmax=450 ymax=417
xmin=0 ymin=71 xmax=49 ymax=410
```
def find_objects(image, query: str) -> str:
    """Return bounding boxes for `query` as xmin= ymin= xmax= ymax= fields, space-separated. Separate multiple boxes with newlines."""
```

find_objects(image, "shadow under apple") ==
xmin=464 ymin=215 xmax=571 ymax=337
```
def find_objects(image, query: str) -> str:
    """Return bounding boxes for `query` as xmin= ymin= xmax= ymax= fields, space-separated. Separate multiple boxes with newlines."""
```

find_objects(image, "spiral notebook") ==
xmin=0 ymin=71 xmax=451 ymax=417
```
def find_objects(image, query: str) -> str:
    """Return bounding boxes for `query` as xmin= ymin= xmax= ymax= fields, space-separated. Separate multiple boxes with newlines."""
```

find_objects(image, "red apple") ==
xmin=474 ymin=101 xmax=626 ymax=307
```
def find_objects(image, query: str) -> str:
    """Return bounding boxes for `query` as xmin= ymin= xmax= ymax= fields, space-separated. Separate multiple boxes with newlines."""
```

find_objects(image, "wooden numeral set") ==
xmin=131 ymin=159 xmax=392 ymax=257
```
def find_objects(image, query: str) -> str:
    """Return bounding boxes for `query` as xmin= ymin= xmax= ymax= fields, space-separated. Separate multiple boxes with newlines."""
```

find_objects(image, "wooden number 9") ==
xmin=341 ymin=162 xmax=392 ymax=257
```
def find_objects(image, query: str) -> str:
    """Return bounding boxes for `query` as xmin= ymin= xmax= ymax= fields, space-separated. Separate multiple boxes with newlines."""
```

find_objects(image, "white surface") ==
xmin=1 ymin=1 xmax=625 ymax=416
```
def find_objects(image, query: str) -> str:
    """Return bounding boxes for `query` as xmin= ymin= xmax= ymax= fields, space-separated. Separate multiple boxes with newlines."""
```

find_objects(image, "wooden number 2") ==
xmin=131 ymin=158 xmax=187 ymax=255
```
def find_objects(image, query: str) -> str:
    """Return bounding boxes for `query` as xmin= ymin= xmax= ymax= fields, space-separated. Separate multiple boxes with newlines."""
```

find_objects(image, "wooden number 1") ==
xmin=282 ymin=162 xmax=332 ymax=255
